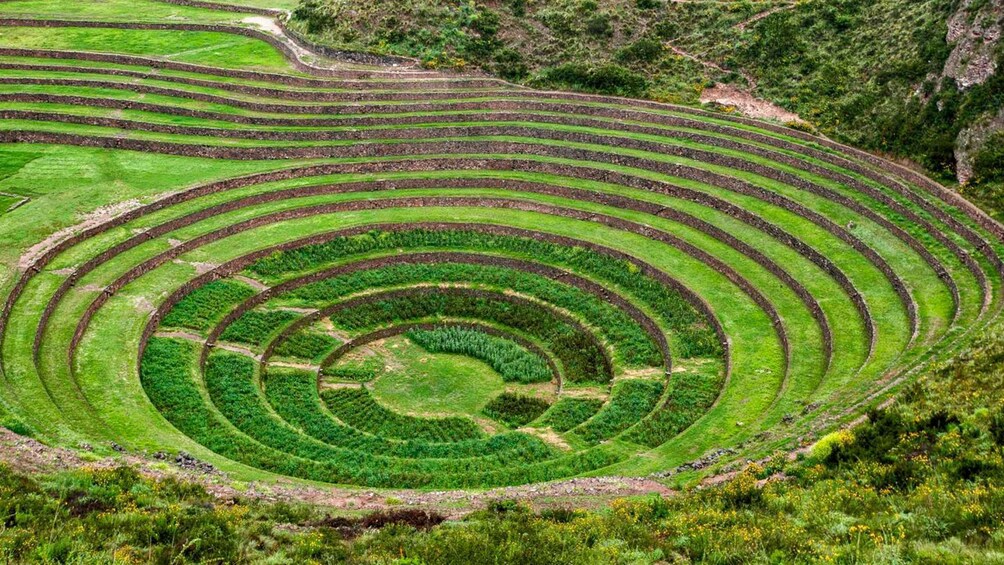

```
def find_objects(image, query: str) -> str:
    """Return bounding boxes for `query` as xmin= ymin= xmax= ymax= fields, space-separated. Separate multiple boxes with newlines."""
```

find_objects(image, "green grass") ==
xmin=0 ymin=28 xmax=291 ymax=71
xmin=0 ymin=0 xmax=259 ymax=23
xmin=322 ymin=351 xmax=384 ymax=382
xmin=536 ymin=397 xmax=604 ymax=432
xmin=369 ymin=335 xmax=508 ymax=418
xmin=161 ymin=279 xmax=257 ymax=333
xmin=273 ymin=327 xmax=339 ymax=362
xmin=322 ymin=386 xmax=485 ymax=444
xmin=573 ymin=379 xmax=664 ymax=445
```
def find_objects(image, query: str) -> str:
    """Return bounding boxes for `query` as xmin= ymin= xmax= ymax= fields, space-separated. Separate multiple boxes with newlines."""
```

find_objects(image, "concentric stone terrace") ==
xmin=0 ymin=11 xmax=1002 ymax=488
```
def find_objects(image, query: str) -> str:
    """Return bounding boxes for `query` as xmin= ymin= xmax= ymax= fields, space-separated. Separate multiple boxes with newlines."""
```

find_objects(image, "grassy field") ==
xmin=0 ymin=0 xmax=999 ymax=498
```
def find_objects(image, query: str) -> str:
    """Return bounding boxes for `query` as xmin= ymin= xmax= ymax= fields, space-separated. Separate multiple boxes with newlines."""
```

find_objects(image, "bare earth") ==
xmin=699 ymin=83 xmax=807 ymax=125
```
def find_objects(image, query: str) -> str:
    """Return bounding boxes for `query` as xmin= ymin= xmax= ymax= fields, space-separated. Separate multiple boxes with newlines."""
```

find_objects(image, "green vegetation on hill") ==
xmin=291 ymin=0 xmax=1004 ymax=196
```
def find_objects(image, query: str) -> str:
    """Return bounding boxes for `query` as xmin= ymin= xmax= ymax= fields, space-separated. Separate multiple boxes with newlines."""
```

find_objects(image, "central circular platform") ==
xmin=363 ymin=336 xmax=507 ymax=418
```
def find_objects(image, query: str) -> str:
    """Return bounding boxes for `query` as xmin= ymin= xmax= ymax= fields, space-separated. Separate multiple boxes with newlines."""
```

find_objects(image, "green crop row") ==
xmin=273 ymin=328 xmax=340 ymax=362
xmin=537 ymin=397 xmax=605 ymax=432
xmin=407 ymin=325 xmax=552 ymax=384
xmin=218 ymin=309 xmax=301 ymax=347
xmin=209 ymin=352 xmax=567 ymax=476
xmin=264 ymin=367 xmax=556 ymax=461
xmin=160 ymin=279 xmax=256 ymax=333
xmin=246 ymin=228 xmax=717 ymax=358
xmin=285 ymin=261 xmax=661 ymax=368
xmin=142 ymin=340 xmax=576 ymax=485
xmin=573 ymin=379 xmax=664 ymax=444
xmin=321 ymin=354 xmax=384 ymax=382
xmin=623 ymin=363 xmax=725 ymax=448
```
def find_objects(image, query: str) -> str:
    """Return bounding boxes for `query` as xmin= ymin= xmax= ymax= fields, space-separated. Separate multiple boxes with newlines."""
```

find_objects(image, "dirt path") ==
xmin=658 ymin=3 xmax=808 ymax=125
xmin=241 ymin=16 xmax=422 ymax=73
xmin=233 ymin=274 xmax=270 ymax=291
xmin=736 ymin=4 xmax=794 ymax=32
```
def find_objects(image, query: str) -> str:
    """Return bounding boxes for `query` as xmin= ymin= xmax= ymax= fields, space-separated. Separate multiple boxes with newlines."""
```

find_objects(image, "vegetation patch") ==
xmin=322 ymin=387 xmax=485 ymax=443
xmin=573 ymin=379 xmax=664 ymax=444
xmin=407 ymin=325 xmax=552 ymax=384
xmin=483 ymin=392 xmax=552 ymax=428
xmin=537 ymin=397 xmax=604 ymax=432
xmin=365 ymin=335 xmax=508 ymax=418
xmin=160 ymin=279 xmax=256 ymax=333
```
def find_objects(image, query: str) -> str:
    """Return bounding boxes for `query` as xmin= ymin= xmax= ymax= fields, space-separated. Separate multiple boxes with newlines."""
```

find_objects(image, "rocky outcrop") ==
xmin=956 ymin=107 xmax=1004 ymax=184
xmin=944 ymin=0 xmax=1002 ymax=89
xmin=947 ymin=0 xmax=1003 ymax=183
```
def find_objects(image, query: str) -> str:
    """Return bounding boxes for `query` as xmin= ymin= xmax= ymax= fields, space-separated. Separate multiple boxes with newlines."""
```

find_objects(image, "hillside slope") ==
xmin=291 ymin=0 xmax=1004 ymax=204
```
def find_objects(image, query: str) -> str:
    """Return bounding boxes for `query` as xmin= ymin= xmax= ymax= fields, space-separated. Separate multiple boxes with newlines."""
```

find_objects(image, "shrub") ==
xmin=972 ymin=132 xmax=1004 ymax=183
xmin=483 ymin=393 xmax=551 ymax=427
xmin=615 ymin=38 xmax=663 ymax=64
xmin=493 ymin=47 xmax=529 ymax=80
xmin=506 ymin=0 xmax=527 ymax=17
xmin=536 ymin=63 xmax=648 ymax=96
xmin=1 ymin=415 xmax=33 ymax=437
xmin=585 ymin=13 xmax=613 ymax=37
xmin=809 ymin=429 xmax=854 ymax=461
